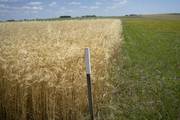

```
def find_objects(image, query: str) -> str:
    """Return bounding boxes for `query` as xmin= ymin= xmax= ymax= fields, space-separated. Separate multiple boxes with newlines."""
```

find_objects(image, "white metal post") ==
xmin=85 ymin=48 xmax=94 ymax=120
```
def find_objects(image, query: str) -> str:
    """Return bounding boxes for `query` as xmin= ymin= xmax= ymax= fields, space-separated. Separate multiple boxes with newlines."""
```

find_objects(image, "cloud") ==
xmin=0 ymin=4 xmax=5 ymax=8
xmin=116 ymin=0 xmax=128 ymax=5
xmin=0 ymin=0 xmax=19 ymax=2
xmin=107 ymin=0 xmax=128 ymax=9
xmin=0 ymin=3 xmax=43 ymax=11
xmin=21 ymin=2 xmax=43 ymax=11
xmin=90 ymin=6 xmax=99 ymax=9
xmin=49 ymin=2 xmax=56 ymax=7
xmin=60 ymin=7 xmax=66 ymax=10
xmin=80 ymin=5 xmax=99 ymax=10
xmin=0 ymin=0 xmax=8 ymax=1
xmin=55 ymin=7 xmax=73 ymax=15
xmin=69 ymin=1 xmax=81 ymax=5
xmin=0 ymin=9 xmax=10 ymax=13
xmin=80 ymin=5 xmax=88 ymax=9
xmin=70 ymin=0 xmax=127 ymax=10
xmin=0 ymin=4 xmax=15 ymax=9
xmin=66 ymin=9 xmax=73 ymax=13
xmin=0 ymin=0 xmax=129 ymax=20
xmin=95 ymin=2 xmax=102 ymax=5
xmin=28 ymin=2 xmax=42 ymax=5
xmin=22 ymin=6 xmax=43 ymax=10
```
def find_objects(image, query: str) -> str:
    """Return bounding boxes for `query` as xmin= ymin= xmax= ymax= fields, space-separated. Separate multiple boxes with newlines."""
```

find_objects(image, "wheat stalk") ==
xmin=0 ymin=19 xmax=122 ymax=120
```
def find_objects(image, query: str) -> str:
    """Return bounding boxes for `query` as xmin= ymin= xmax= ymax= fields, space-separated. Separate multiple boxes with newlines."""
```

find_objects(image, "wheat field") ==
xmin=0 ymin=19 xmax=122 ymax=120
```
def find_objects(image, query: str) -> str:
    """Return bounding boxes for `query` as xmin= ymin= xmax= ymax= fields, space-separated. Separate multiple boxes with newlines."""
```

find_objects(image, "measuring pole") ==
xmin=85 ymin=48 xmax=94 ymax=120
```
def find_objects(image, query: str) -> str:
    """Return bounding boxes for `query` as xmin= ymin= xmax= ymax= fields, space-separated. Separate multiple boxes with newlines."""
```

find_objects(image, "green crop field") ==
xmin=111 ymin=16 xmax=180 ymax=120
xmin=109 ymin=15 xmax=180 ymax=120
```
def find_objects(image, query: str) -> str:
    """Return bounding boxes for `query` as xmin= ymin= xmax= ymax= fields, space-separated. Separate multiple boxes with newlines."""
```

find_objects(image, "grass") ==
xmin=0 ymin=19 xmax=122 ymax=120
xmin=110 ymin=16 xmax=180 ymax=119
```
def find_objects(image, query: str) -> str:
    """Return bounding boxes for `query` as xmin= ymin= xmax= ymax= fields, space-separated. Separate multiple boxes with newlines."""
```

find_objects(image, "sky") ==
xmin=0 ymin=0 xmax=180 ymax=20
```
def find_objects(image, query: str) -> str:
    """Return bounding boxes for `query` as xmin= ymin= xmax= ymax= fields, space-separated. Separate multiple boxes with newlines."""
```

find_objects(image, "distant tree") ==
xmin=7 ymin=19 xmax=15 ymax=22
xmin=60 ymin=16 xmax=71 ymax=18
xmin=129 ymin=14 xmax=138 ymax=16
xmin=170 ymin=13 xmax=180 ymax=15
xmin=82 ymin=15 xmax=96 ymax=18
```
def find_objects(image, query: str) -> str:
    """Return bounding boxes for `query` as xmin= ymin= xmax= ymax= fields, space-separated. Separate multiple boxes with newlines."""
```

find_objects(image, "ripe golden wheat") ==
xmin=0 ymin=19 xmax=122 ymax=120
